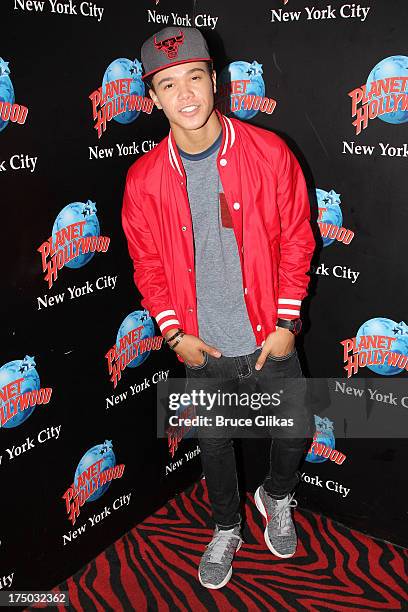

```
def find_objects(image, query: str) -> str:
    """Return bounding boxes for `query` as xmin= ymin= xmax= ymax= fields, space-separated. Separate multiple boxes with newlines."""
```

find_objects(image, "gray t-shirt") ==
xmin=178 ymin=132 xmax=259 ymax=357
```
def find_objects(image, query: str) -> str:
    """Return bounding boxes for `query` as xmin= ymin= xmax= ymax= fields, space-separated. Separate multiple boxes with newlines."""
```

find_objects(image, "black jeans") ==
xmin=184 ymin=347 xmax=313 ymax=529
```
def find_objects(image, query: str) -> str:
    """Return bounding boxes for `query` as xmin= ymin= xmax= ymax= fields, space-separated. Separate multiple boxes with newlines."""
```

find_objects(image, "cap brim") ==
xmin=142 ymin=56 xmax=213 ymax=82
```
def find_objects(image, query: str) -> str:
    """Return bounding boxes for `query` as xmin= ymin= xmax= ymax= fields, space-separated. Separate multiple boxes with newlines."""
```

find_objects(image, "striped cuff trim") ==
xmin=159 ymin=319 xmax=180 ymax=333
xmin=278 ymin=308 xmax=300 ymax=316
xmin=156 ymin=309 xmax=176 ymax=322
xmin=278 ymin=298 xmax=302 ymax=305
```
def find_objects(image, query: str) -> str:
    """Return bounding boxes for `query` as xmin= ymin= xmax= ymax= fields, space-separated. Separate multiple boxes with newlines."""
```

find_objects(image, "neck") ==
xmin=170 ymin=110 xmax=222 ymax=154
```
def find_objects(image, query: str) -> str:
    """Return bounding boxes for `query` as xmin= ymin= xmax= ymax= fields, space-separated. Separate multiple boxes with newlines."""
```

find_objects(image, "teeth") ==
xmin=181 ymin=105 xmax=198 ymax=113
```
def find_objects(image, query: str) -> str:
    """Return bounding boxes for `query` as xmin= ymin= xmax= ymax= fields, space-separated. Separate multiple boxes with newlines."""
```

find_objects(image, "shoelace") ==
xmin=269 ymin=493 xmax=298 ymax=533
xmin=206 ymin=530 xmax=242 ymax=564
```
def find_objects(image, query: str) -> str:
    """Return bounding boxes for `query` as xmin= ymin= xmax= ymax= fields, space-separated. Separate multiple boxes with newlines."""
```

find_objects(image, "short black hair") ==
xmin=147 ymin=60 xmax=214 ymax=94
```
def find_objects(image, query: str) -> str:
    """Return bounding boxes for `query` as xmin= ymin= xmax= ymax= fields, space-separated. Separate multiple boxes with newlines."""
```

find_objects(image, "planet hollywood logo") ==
xmin=37 ymin=200 xmax=110 ymax=289
xmin=306 ymin=416 xmax=346 ymax=465
xmin=62 ymin=440 xmax=125 ymax=526
xmin=167 ymin=402 xmax=196 ymax=458
xmin=316 ymin=189 xmax=354 ymax=247
xmin=0 ymin=58 xmax=28 ymax=133
xmin=215 ymin=61 xmax=277 ymax=120
xmin=89 ymin=58 xmax=154 ymax=138
xmin=0 ymin=356 xmax=53 ymax=429
xmin=341 ymin=318 xmax=408 ymax=378
xmin=105 ymin=310 xmax=164 ymax=388
xmin=349 ymin=55 xmax=408 ymax=135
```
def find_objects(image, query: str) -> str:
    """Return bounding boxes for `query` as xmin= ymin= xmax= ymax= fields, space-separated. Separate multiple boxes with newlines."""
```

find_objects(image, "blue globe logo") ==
xmin=0 ymin=58 xmax=15 ymax=133
xmin=52 ymin=200 xmax=100 ymax=269
xmin=74 ymin=440 xmax=116 ymax=502
xmin=356 ymin=318 xmax=408 ymax=375
xmin=217 ymin=61 xmax=265 ymax=120
xmin=316 ymin=189 xmax=343 ymax=247
xmin=366 ymin=55 xmax=408 ymax=125
xmin=0 ymin=356 xmax=39 ymax=428
xmin=102 ymin=58 xmax=145 ymax=125
xmin=116 ymin=310 xmax=155 ymax=369
xmin=306 ymin=416 xmax=335 ymax=463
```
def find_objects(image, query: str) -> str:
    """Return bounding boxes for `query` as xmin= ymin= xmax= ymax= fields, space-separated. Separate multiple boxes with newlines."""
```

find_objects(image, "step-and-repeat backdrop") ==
xmin=2 ymin=0 xmax=407 ymax=592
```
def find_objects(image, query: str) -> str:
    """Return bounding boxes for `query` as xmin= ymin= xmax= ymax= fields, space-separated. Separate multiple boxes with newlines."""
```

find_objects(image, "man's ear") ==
xmin=149 ymin=88 xmax=163 ymax=110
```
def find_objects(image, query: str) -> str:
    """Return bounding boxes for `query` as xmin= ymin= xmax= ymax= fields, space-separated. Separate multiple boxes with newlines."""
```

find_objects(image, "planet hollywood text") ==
xmin=0 ymin=103 xmax=27 ymax=128
xmin=216 ymin=78 xmax=276 ymax=116
xmin=0 ymin=377 xmax=52 ymax=428
xmin=38 ymin=219 xmax=110 ymax=289
xmin=167 ymin=404 xmax=196 ymax=458
xmin=89 ymin=80 xmax=154 ymax=138
xmin=0 ymin=58 xmax=28 ymax=131
xmin=62 ymin=459 xmax=125 ymax=526
xmin=317 ymin=205 xmax=354 ymax=245
xmin=341 ymin=334 xmax=408 ymax=377
xmin=105 ymin=326 xmax=164 ymax=388
xmin=308 ymin=433 xmax=347 ymax=465
xmin=349 ymin=76 xmax=408 ymax=135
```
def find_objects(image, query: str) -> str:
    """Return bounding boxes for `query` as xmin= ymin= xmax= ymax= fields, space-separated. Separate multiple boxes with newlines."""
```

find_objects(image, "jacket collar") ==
xmin=167 ymin=109 xmax=236 ymax=178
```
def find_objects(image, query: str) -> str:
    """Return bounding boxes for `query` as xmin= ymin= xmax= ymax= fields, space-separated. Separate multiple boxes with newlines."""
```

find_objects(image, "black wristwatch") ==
xmin=276 ymin=318 xmax=302 ymax=336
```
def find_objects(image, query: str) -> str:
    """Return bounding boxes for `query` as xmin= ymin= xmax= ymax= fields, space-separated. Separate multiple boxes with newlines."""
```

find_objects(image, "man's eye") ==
xmin=192 ymin=76 xmax=200 ymax=80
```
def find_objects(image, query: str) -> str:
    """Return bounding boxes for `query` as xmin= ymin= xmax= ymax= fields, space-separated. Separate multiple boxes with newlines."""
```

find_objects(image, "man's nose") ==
xmin=177 ymin=81 xmax=194 ymax=100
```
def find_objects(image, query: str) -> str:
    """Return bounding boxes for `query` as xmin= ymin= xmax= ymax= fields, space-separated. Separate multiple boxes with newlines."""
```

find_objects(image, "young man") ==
xmin=122 ymin=26 xmax=315 ymax=589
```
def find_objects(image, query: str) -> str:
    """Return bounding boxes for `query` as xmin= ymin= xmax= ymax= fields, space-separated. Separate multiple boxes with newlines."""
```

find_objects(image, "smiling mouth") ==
xmin=180 ymin=105 xmax=199 ymax=113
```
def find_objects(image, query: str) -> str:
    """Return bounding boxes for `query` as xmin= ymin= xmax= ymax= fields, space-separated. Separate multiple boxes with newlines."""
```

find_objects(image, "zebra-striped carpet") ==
xmin=43 ymin=479 xmax=408 ymax=610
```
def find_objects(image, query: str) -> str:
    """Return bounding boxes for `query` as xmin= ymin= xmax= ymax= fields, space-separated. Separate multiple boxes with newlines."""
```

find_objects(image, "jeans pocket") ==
xmin=267 ymin=348 xmax=297 ymax=362
xmin=184 ymin=351 xmax=209 ymax=370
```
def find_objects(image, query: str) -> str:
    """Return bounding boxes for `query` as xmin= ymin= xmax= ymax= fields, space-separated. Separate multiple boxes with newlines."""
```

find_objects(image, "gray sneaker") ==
xmin=198 ymin=525 xmax=243 ymax=589
xmin=254 ymin=485 xmax=298 ymax=558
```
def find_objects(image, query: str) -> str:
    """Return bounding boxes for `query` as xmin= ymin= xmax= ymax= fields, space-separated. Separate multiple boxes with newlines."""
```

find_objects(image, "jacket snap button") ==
xmin=188 ymin=308 xmax=193 ymax=313
xmin=256 ymin=324 xmax=262 ymax=331
xmin=220 ymin=158 xmax=227 ymax=166
xmin=233 ymin=202 xmax=240 ymax=210
xmin=187 ymin=268 xmax=192 ymax=272
xmin=182 ymin=226 xmax=187 ymax=231
xmin=244 ymin=287 xmax=248 ymax=294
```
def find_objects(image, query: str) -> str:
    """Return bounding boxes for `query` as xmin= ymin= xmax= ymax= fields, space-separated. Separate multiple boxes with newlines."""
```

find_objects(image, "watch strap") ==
xmin=276 ymin=318 xmax=302 ymax=335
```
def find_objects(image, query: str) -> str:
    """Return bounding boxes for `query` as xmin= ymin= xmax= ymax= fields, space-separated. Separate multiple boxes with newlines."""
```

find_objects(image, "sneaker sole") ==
xmin=254 ymin=487 xmax=296 ymax=559
xmin=198 ymin=540 xmax=242 ymax=589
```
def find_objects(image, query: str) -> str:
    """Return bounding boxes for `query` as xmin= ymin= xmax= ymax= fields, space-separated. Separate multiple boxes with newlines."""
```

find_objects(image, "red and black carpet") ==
xmin=50 ymin=479 xmax=407 ymax=611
